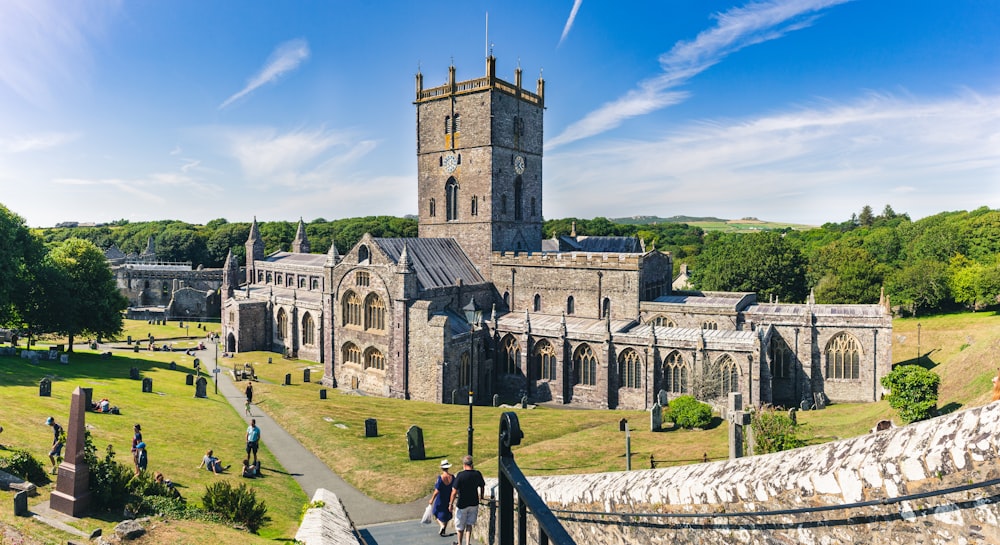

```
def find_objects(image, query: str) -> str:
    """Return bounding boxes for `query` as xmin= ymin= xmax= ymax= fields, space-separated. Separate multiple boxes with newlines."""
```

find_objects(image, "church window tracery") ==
xmin=302 ymin=313 xmax=314 ymax=345
xmin=343 ymin=342 xmax=361 ymax=365
xmin=533 ymin=340 xmax=556 ymax=381
xmin=460 ymin=353 xmax=471 ymax=387
xmin=364 ymin=347 xmax=385 ymax=370
xmin=618 ymin=349 xmax=642 ymax=389
xmin=574 ymin=344 xmax=597 ymax=386
xmin=356 ymin=271 xmax=370 ymax=287
xmin=342 ymin=290 xmax=362 ymax=327
xmin=718 ymin=355 xmax=739 ymax=396
xmin=702 ymin=320 xmax=718 ymax=330
xmin=276 ymin=308 xmax=288 ymax=340
xmin=502 ymin=335 xmax=520 ymax=375
xmin=364 ymin=293 xmax=386 ymax=332
xmin=825 ymin=333 xmax=861 ymax=380
xmin=663 ymin=351 xmax=688 ymax=394
xmin=771 ymin=337 xmax=793 ymax=378
xmin=652 ymin=315 xmax=676 ymax=328
xmin=446 ymin=178 xmax=458 ymax=221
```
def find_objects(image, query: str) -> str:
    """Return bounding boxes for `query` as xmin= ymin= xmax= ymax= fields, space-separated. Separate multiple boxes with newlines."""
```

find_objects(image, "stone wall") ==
xmin=294 ymin=488 xmax=361 ymax=545
xmin=473 ymin=402 xmax=1000 ymax=544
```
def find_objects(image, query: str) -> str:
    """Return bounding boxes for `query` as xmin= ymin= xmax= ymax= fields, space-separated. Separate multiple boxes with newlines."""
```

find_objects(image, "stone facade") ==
xmin=221 ymin=56 xmax=891 ymax=411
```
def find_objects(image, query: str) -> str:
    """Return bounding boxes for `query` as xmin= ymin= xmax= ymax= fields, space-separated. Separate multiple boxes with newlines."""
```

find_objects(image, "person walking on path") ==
xmin=245 ymin=382 xmax=253 ymax=415
xmin=131 ymin=424 xmax=143 ymax=473
xmin=45 ymin=417 xmax=64 ymax=474
xmin=428 ymin=459 xmax=455 ymax=536
xmin=449 ymin=455 xmax=485 ymax=545
xmin=246 ymin=418 xmax=261 ymax=465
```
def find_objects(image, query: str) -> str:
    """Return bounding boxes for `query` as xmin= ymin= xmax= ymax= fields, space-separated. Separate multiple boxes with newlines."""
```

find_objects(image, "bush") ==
xmin=664 ymin=395 xmax=713 ymax=429
xmin=88 ymin=443 xmax=135 ymax=511
xmin=202 ymin=481 xmax=270 ymax=533
xmin=881 ymin=365 xmax=940 ymax=423
xmin=0 ymin=449 xmax=49 ymax=484
xmin=750 ymin=406 xmax=805 ymax=454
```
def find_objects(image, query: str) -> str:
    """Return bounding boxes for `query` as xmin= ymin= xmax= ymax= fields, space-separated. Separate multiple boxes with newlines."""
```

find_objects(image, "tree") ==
xmin=858 ymin=205 xmax=875 ymax=227
xmin=810 ymin=244 xmax=886 ymax=304
xmin=692 ymin=231 xmax=808 ymax=303
xmin=46 ymin=239 xmax=128 ymax=351
xmin=663 ymin=396 xmax=713 ymax=429
xmin=949 ymin=259 xmax=1000 ymax=311
xmin=881 ymin=365 xmax=940 ymax=424
xmin=749 ymin=406 xmax=805 ymax=454
xmin=0 ymin=204 xmax=40 ymax=327
xmin=886 ymin=260 xmax=950 ymax=315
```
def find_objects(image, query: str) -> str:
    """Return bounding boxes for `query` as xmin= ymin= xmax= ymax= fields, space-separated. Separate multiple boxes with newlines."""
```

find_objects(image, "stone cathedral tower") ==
xmin=415 ymin=56 xmax=545 ymax=279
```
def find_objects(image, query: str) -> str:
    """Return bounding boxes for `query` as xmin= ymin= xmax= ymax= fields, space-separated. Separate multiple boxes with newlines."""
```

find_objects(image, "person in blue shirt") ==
xmin=245 ymin=418 xmax=261 ymax=465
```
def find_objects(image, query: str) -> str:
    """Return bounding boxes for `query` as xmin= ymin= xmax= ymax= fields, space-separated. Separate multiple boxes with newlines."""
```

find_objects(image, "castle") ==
xmin=220 ymin=57 xmax=892 ymax=410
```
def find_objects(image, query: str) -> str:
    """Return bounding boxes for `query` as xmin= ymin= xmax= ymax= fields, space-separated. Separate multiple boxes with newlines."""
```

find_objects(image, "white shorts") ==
xmin=454 ymin=505 xmax=479 ymax=531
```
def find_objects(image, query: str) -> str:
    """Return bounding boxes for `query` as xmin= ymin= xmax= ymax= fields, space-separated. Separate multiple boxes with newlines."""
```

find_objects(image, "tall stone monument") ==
xmin=50 ymin=386 xmax=91 ymax=516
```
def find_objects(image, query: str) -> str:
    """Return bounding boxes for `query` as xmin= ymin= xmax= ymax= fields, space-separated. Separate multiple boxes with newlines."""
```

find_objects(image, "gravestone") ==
xmin=303 ymin=369 xmax=311 ymax=383
xmin=492 ymin=394 xmax=500 ymax=407
xmin=268 ymin=357 xmax=272 ymax=364
xmin=60 ymin=354 xmax=69 ymax=364
xmin=194 ymin=377 xmax=208 ymax=398
xmin=39 ymin=377 xmax=52 ymax=397
xmin=800 ymin=399 xmax=812 ymax=411
xmin=127 ymin=336 xmax=132 ymax=345
xmin=657 ymin=389 xmax=669 ymax=407
xmin=788 ymin=408 xmax=798 ymax=425
xmin=29 ymin=353 xmax=39 ymax=365
xmin=133 ymin=345 xmax=140 ymax=353
xmin=193 ymin=358 xmax=200 ymax=368
xmin=185 ymin=374 xmax=194 ymax=386
xmin=520 ymin=395 xmax=528 ymax=409
xmin=619 ymin=418 xmax=628 ymax=432
xmin=727 ymin=392 xmax=752 ymax=460
xmin=364 ymin=418 xmax=378 ymax=438
xmin=650 ymin=402 xmax=662 ymax=432
xmin=129 ymin=367 xmax=140 ymax=380
xmin=284 ymin=373 xmax=291 ymax=386
xmin=451 ymin=390 xmax=458 ymax=405
xmin=14 ymin=490 xmax=28 ymax=517
xmin=319 ymin=389 xmax=327 ymax=400
xmin=142 ymin=378 xmax=153 ymax=393
xmin=406 ymin=426 xmax=425 ymax=461
xmin=169 ymin=361 xmax=176 ymax=370
xmin=813 ymin=392 xmax=827 ymax=410
xmin=50 ymin=386 xmax=91 ymax=516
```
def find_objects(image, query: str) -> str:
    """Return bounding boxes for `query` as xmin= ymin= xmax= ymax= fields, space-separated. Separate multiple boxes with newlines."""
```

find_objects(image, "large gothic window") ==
xmin=514 ymin=176 xmax=523 ymax=220
xmin=276 ymin=308 xmax=288 ymax=340
xmin=771 ymin=337 xmax=793 ymax=379
xmin=618 ymin=349 xmax=642 ymax=389
xmin=663 ymin=351 xmax=688 ymax=394
xmin=342 ymin=290 xmax=362 ymax=327
xmin=825 ymin=333 xmax=861 ymax=380
xmin=446 ymin=178 xmax=458 ymax=221
xmin=302 ymin=313 xmax=314 ymax=345
xmin=533 ymin=340 xmax=556 ymax=381
xmin=364 ymin=347 xmax=385 ymax=370
xmin=502 ymin=335 xmax=520 ymax=375
xmin=718 ymin=355 xmax=739 ymax=396
xmin=342 ymin=342 xmax=361 ymax=365
xmin=364 ymin=293 xmax=386 ymax=332
xmin=574 ymin=344 xmax=597 ymax=386
xmin=460 ymin=353 xmax=471 ymax=388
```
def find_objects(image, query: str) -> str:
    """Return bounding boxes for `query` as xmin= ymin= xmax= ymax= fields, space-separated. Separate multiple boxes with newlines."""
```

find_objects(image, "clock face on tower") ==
xmin=514 ymin=155 xmax=525 ymax=175
xmin=442 ymin=154 xmax=458 ymax=174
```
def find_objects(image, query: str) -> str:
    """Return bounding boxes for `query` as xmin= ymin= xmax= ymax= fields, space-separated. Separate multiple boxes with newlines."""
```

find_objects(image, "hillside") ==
xmin=610 ymin=215 xmax=816 ymax=232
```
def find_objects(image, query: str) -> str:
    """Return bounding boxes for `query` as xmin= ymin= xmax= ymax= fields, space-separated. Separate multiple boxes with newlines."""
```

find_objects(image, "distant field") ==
xmin=687 ymin=220 xmax=816 ymax=232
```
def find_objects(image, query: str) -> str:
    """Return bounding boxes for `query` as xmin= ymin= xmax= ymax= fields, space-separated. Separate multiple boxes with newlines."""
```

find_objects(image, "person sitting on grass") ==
xmin=197 ymin=449 xmax=230 ymax=474
xmin=154 ymin=471 xmax=183 ymax=499
xmin=241 ymin=458 xmax=262 ymax=478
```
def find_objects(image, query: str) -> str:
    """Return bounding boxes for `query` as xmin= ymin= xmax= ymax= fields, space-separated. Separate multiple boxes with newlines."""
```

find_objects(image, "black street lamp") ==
xmin=463 ymin=298 xmax=482 ymax=456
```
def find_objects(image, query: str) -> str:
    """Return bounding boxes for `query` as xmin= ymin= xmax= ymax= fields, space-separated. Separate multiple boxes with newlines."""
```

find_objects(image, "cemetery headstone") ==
xmin=520 ymin=395 xmax=528 ymax=409
xmin=29 ymin=353 xmax=39 ymax=365
xmin=129 ymin=367 xmax=140 ymax=380
xmin=133 ymin=345 xmax=140 ymax=353
xmin=50 ymin=386 xmax=91 ymax=516
xmin=39 ymin=377 xmax=51 ymax=397
xmin=406 ymin=426 xmax=425 ymax=461
xmin=169 ymin=362 xmax=176 ymax=370
xmin=142 ymin=378 xmax=153 ymax=393
xmin=657 ymin=389 xmax=669 ymax=407
xmin=788 ymin=408 xmax=798 ymax=425
xmin=194 ymin=377 xmax=208 ymax=398
xmin=14 ymin=490 xmax=28 ymax=517
xmin=492 ymin=394 xmax=500 ymax=407
xmin=284 ymin=373 xmax=291 ymax=386
xmin=619 ymin=418 xmax=628 ymax=432
xmin=813 ymin=392 xmax=827 ymax=410
xmin=127 ymin=336 xmax=132 ymax=345
xmin=303 ymin=368 xmax=311 ymax=382
xmin=60 ymin=354 xmax=69 ymax=365
xmin=650 ymin=402 xmax=663 ymax=432
xmin=268 ymin=357 xmax=273 ymax=364
xmin=364 ymin=418 xmax=378 ymax=438
xmin=727 ymin=392 xmax=752 ymax=460
xmin=185 ymin=374 xmax=194 ymax=386
xmin=319 ymin=389 xmax=327 ymax=400
xmin=800 ymin=399 xmax=812 ymax=411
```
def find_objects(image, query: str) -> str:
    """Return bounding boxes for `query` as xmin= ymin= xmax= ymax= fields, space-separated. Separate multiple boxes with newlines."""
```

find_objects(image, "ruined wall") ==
xmin=474 ymin=402 xmax=1000 ymax=545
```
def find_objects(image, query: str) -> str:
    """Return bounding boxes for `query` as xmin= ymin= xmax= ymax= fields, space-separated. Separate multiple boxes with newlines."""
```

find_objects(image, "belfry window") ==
xmin=471 ymin=196 xmax=478 ymax=216
xmin=514 ymin=177 xmax=523 ymax=220
xmin=453 ymin=114 xmax=461 ymax=133
xmin=446 ymin=178 xmax=458 ymax=221
xmin=445 ymin=116 xmax=451 ymax=134
xmin=429 ymin=198 xmax=436 ymax=218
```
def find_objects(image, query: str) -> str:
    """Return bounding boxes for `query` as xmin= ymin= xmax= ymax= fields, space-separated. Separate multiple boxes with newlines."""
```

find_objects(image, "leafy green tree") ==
xmin=46 ymin=239 xmax=128 ymax=351
xmin=810 ymin=244 xmax=886 ymax=304
xmin=156 ymin=226 xmax=208 ymax=264
xmin=749 ymin=406 xmax=805 ymax=454
xmin=949 ymin=258 xmax=1000 ymax=311
xmin=858 ymin=205 xmax=875 ymax=227
xmin=692 ymin=231 xmax=808 ymax=303
xmin=881 ymin=365 xmax=940 ymax=423
xmin=886 ymin=259 xmax=950 ymax=315
xmin=0 ymin=204 xmax=40 ymax=327
xmin=205 ymin=222 xmax=250 ymax=267
xmin=664 ymin=395 xmax=713 ymax=429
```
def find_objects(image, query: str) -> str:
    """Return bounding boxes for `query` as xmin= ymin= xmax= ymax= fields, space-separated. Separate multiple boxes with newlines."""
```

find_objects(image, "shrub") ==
xmin=664 ymin=395 xmax=713 ymax=429
xmin=750 ymin=406 xmax=805 ymax=454
xmin=0 ymin=449 xmax=49 ymax=484
xmin=88 ymin=443 xmax=135 ymax=511
xmin=881 ymin=365 xmax=940 ymax=423
xmin=202 ymin=481 xmax=270 ymax=533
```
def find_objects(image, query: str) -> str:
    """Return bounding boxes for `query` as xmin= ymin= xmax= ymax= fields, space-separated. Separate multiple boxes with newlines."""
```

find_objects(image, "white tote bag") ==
xmin=420 ymin=503 xmax=434 ymax=524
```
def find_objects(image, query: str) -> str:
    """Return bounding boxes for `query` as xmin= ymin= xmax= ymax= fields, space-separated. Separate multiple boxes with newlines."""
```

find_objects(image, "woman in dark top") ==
xmin=428 ymin=459 xmax=454 ymax=536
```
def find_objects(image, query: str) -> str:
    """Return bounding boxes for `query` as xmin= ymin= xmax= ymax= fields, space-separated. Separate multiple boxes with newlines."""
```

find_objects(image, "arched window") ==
xmin=718 ymin=355 xmax=739 ymax=396
xmin=311 ymin=278 xmax=320 ymax=290
xmin=342 ymin=290 xmax=362 ymax=327
xmin=302 ymin=313 xmax=314 ymax=345
xmin=617 ymin=349 xmax=642 ymax=389
xmin=298 ymin=277 xmax=306 ymax=288
xmin=364 ymin=347 xmax=385 ymax=370
xmin=356 ymin=271 xmax=370 ymax=287
xmin=566 ymin=296 xmax=575 ymax=315
xmin=266 ymin=272 xmax=272 ymax=283
xmin=257 ymin=272 xmax=263 ymax=282
xmin=453 ymin=113 xmax=461 ymax=133
xmin=471 ymin=196 xmax=478 ymax=216
xmin=429 ymin=198 xmax=436 ymax=218
xmin=531 ymin=197 xmax=537 ymax=217
xmin=502 ymin=335 xmax=520 ymax=375
xmin=702 ymin=320 xmax=718 ymax=330
xmin=533 ymin=341 xmax=556 ymax=381
xmin=663 ymin=351 xmax=688 ymax=394
xmin=364 ymin=293 xmax=386 ymax=331
xmin=825 ymin=333 xmax=861 ymax=380
xmin=275 ymin=273 xmax=283 ymax=285
xmin=445 ymin=115 xmax=451 ymax=134
xmin=533 ymin=294 xmax=541 ymax=312
xmin=602 ymin=298 xmax=611 ymax=319
xmin=514 ymin=176 xmax=523 ymax=220
xmin=501 ymin=195 xmax=507 ymax=215
xmin=342 ymin=342 xmax=361 ymax=365
xmin=358 ymin=245 xmax=370 ymax=264
xmin=276 ymin=308 xmax=288 ymax=340
xmin=652 ymin=315 xmax=675 ymax=327
xmin=286 ymin=276 xmax=294 ymax=287
xmin=460 ymin=353 xmax=471 ymax=388
xmin=446 ymin=178 xmax=458 ymax=221
xmin=573 ymin=344 xmax=597 ymax=386
xmin=771 ymin=337 xmax=793 ymax=379
xmin=503 ymin=291 xmax=510 ymax=308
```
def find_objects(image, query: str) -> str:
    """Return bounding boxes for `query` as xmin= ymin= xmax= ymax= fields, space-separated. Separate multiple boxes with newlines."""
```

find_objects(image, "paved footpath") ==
xmin=206 ymin=343 xmax=479 ymax=544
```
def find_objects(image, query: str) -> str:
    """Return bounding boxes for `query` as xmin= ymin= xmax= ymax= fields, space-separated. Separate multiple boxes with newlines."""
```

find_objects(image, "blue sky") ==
xmin=1 ymin=0 xmax=997 ymax=228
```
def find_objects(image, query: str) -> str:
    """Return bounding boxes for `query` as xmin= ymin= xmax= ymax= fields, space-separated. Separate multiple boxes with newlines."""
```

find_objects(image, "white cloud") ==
xmin=227 ymin=126 xmax=377 ymax=187
xmin=0 ymin=132 xmax=78 ymax=153
xmin=548 ymin=0 xmax=852 ymax=149
xmin=546 ymin=92 xmax=1000 ymax=224
xmin=558 ymin=0 xmax=583 ymax=47
xmin=219 ymin=39 xmax=310 ymax=109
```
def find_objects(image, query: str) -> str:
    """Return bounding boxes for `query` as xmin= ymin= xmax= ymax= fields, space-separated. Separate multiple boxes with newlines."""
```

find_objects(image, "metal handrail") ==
xmin=497 ymin=412 xmax=576 ymax=545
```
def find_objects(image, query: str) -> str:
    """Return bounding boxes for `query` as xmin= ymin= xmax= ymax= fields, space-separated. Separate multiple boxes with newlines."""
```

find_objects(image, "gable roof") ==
xmin=373 ymin=238 xmax=486 ymax=290
xmin=542 ymin=235 xmax=643 ymax=253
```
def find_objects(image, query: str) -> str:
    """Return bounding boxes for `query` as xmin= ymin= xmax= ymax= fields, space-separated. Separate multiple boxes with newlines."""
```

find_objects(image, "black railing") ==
xmin=497 ymin=412 xmax=576 ymax=545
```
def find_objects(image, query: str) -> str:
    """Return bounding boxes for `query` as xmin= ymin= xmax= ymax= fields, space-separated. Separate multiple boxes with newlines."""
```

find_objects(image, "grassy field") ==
xmin=2 ymin=309 xmax=997 ymax=542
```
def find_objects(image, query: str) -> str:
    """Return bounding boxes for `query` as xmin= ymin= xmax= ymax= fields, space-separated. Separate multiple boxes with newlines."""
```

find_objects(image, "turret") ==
xmin=245 ymin=216 xmax=265 ymax=284
xmin=222 ymin=250 xmax=239 ymax=298
xmin=291 ymin=218 xmax=311 ymax=254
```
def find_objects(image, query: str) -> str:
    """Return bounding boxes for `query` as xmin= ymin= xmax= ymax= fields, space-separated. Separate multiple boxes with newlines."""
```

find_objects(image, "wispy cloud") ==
xmin=219 ymin=39 xmax=310 ymax=109
xmin=227 ymin=126 xmax=377 ymax=187
xmin=0 ymin=132 xmax=78 ymax=153
xmin=55 ymin=171 xmax=215 ymax=203
xmin=548 ymin=0 xmax=852 ymax=149
xmin=546 ymin=92 xmax=1000 ymax=223
xmin=558 ymin=0 xmax=583 ymax=47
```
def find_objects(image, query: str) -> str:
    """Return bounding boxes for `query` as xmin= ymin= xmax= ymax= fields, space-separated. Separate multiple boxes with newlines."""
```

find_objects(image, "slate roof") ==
xmin=651 ymin=293 xmax=748 ymax=309
xmin=266 ymin=252 xmax=327 ymax=268
xmin=541 ymin=235 xmax=643 ymax=253
xmin=625 ymin=324 xmax=757 ymax=343
xmin=496 ymin=312 xmax=634 ymax=336
xmin=745 ymin=304 xmax=886 ymax=318
xmin=373 ymin=238 xmax=486 ymax=290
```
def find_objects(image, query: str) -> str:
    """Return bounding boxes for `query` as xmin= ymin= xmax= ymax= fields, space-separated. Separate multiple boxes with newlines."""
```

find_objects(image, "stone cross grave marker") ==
xmin=39 ymin=377 xmax=52 ymax=397
xmin=650 ymin=402 xmax=662 ymax=432
xmin=142 ymin=378 xmax=153 ymax=393
xmin=521 ymin=395 xmax=528 ymax=409
xmin=194 ymin=377 xmax=208 ymax=398
xmin=727 ymin=392 xmax=752 ymax=460
xmin=50 ymin=386 xmax=91 ymax=517
xmin=406 ymin=425 xmax=425 ymax=461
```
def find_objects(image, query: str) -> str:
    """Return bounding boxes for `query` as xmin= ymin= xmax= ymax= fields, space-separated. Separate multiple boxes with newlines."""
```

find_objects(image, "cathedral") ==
xmin=220 ymin=57 xmax=893 ymax=411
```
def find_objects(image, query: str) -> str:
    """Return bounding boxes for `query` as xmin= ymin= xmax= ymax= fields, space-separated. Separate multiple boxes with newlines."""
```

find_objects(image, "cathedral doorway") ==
xmin=226 ymin=332 xmax=236 ymax=353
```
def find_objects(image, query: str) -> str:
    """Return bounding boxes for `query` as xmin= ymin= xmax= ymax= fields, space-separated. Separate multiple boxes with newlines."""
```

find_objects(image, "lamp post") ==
xmin=185 ymin=310 xmax=190 ymax=338
xmin=917 ymin=322 xmax=921 ymax=365
xmin=214 ymin=337 xmax=219 ymax=395
xmin=463 ymin=298 xmax=483 ymax=457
